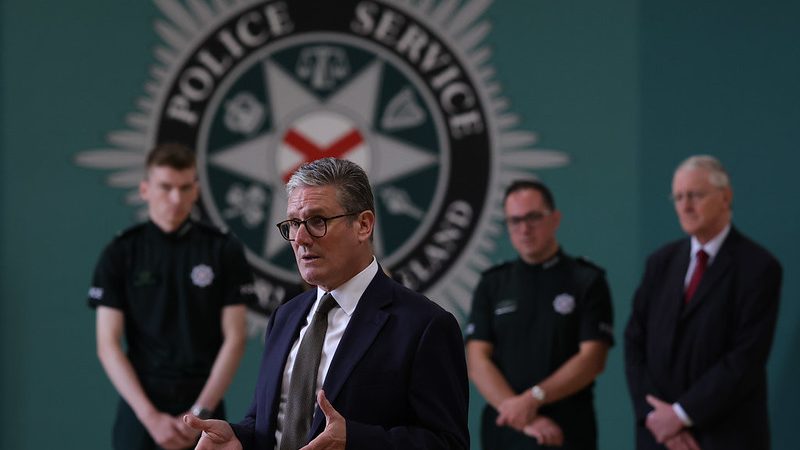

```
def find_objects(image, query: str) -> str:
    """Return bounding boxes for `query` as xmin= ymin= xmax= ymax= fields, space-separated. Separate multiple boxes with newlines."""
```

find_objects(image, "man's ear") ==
xmin=552 ymin=209 xmax=562 ymax=229
xmin=722 ymin=186 xmax=733 ymax=209
xmin=356 ymin=210 xmax=375 ymax=242
xmin=139 ymin=179 xmax=149 ymax=201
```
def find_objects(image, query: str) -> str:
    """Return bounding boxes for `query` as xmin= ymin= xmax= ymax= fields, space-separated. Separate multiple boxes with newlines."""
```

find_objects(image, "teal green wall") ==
xmin=1 ymin=1 xmax=796 ymax=449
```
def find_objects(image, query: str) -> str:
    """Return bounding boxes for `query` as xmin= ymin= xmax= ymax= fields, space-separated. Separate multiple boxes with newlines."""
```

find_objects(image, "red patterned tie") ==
xmin=685 ymin=249 xmax=708 ymax=302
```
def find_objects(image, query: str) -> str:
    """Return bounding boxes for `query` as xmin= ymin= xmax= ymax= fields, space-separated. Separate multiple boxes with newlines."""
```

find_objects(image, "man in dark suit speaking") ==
xmin=185 ymin=157 xmax=469 ymax=450
xmin=625 ymin=155 xmax=782 ymax=450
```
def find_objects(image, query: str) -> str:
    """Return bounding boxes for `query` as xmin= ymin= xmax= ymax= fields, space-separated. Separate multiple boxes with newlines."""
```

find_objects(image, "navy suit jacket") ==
xmin=231 ymin=269 xmax=469 ymax=450
xmin=624 ymin=226 xmax=782 ymax=450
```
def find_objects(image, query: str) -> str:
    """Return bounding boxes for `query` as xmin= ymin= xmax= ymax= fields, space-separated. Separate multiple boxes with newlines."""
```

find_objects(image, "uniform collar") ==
xmin=519 ymin=248 xmax=563 ymax=271
xmin=146 ymin=219 xmax=193 ymax=240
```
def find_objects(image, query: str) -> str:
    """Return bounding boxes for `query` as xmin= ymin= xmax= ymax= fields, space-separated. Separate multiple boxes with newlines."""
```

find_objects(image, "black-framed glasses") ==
xmin=669 ymin=190 xmax=710 ymax=203
xmin=505 ymin=210 xmax=551 ymax=229
xmin=276 ymin=213 xmax=359 ymax=241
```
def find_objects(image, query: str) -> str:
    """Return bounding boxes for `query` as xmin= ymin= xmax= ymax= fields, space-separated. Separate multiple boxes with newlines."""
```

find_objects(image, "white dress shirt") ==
xmin=674 ymin=223 xmax=731 ymax=426
xmin=274 ymin=257 xmax=379 ymax=448
xmin=683 ymin=223 xmax=731 ymax=288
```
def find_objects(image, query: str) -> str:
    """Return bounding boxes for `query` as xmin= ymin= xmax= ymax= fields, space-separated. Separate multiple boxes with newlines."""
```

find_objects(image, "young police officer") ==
xmin=88 ymin=143 xmax=256 ymax=450
xmin=466 ymin=180 xmax=614 ymax=450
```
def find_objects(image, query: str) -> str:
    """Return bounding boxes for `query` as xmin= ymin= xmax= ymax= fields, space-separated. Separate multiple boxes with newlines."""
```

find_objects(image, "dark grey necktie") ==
xmin=280 ymin=293 xmax=339 ymax=450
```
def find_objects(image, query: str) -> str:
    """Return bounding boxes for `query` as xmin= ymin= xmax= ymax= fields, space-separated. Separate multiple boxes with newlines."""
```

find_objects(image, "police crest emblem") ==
xmin=76 ymin=0 xmax=568 ymax=327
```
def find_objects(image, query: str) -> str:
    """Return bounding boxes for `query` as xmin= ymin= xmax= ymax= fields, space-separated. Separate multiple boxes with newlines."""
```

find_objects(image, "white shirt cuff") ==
xmin=672 ymin=402 xmax=693 ymax=427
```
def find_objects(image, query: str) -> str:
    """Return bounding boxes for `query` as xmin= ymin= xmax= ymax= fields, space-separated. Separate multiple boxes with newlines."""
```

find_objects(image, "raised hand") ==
xmin=183 ymin=414 xmax=242 ymax=450
xmin=302 ymin=390 xmax=346 ymax=450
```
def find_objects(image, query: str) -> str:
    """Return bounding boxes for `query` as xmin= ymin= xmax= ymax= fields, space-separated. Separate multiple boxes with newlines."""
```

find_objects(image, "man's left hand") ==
xmin=302 ymin=390 xmax=346 ymax=450
xmin=495 ymin=392 xmax=539 ymax=431
xmin=645 ymin=394 xmax=684 ymax=443
xmin=523 ymin=415 xmax=563 ymax=447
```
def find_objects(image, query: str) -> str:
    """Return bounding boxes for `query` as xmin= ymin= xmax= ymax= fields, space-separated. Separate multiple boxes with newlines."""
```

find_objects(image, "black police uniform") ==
xmin=88 ymin=219 xmax=256 ymax=450
xmin=466 ymin=249 xmax=614 ymax=450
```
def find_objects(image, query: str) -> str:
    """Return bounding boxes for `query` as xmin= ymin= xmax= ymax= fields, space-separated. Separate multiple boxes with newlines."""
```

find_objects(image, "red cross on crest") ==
xmin=281 ymin=126 xmax=365 ymax=182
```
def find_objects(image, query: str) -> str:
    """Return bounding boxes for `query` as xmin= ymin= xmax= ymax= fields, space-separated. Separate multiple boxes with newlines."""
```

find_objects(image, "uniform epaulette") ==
xmin=482 ymin=260 xmax=513 ymax=275
xmin=575 ymin=256 xmax=605 ymax=274
xmin=113 ymin=222 xmax=147 ymax=240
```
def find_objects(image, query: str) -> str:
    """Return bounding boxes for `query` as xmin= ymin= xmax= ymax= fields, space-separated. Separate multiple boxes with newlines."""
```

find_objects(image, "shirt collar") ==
xmin=691 ymin=223 xmax=731 ymax=263
xmin=315 ymin=256 xmax=378 ymax=316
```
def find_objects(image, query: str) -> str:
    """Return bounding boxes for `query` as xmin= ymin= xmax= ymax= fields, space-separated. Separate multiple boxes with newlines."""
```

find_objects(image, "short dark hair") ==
xmin=504 ymin=179 xmax=556 ymax=210
xmin=287 ymin=158 xmax=375 ymax=215
xmin=145 ymin=143 xmax=196 ymax=171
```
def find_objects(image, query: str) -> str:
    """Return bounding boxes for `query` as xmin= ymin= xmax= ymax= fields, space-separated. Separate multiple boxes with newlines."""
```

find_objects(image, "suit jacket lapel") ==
xmin=310 ymin=271 xmax=392 ymax=435
xmin=662 ymin=240 xmax=690 ymax=358
xmin=262 ymin=291 xmax=316 ymax=431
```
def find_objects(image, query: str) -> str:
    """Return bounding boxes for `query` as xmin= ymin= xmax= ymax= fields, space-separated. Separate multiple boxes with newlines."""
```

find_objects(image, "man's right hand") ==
xmin=665 ymin=430 xmax=701 ymax=450
xmin=184 ymin=415 xmax=243 ymax=450
xmin=495 ymin=392 xmax=539 ymax=431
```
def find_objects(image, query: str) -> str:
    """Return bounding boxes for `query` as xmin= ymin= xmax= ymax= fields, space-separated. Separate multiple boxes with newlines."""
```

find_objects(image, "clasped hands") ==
xmin=645 ymin=395 xmax=701 ymax=450
xmin=141 ymin=409 xmax=201 ymax=449
xmin=495 ymin=392 xmax=563 ymax=447
xmin=185 ymin=390 xmax=346 ymax=450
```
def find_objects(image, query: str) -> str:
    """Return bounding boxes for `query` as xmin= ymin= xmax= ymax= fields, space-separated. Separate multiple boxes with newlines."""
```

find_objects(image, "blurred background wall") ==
xmin=1 ymin=0 xmax=797 ymax=448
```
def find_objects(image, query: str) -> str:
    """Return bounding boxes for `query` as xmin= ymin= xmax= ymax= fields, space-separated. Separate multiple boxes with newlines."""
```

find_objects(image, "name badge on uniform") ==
xmin=133 ymin=270 xmax=158 ymax=287
xmin=494 ymin=299 xmax=518 ymax=315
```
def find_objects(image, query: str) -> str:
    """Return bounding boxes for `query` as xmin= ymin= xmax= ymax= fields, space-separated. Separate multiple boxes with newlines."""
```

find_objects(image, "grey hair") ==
xmin=286 ymin=158 xmax=375 ymax=214
xmin=676 ymin=155 xmax=731 ymax=188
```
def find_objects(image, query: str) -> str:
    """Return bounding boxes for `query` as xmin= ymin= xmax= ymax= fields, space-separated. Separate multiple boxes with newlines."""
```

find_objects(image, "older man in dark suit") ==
xmin=184 ymin=157 xmax=469 ymax=450
xmin=625 ymin=155 xmax=782 ymax=450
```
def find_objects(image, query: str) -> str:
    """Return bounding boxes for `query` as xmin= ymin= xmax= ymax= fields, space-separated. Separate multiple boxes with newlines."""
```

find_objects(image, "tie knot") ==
xmin=316 ymin=293 xmax=339 ymax=317
xmin=696 ymin=249 xmax=709 ymax=263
